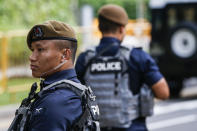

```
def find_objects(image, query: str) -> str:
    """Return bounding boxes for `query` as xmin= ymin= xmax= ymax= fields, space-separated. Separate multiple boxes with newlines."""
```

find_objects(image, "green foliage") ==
xmin=0 ymin=91 xmax=28 ymax=105
xmin=0 ymin=37 xmax=30 ymax=66
xmin=78 ymin=0 xmax=151 ymax=20
xmin=0 ymin=77 xmax=39 ymax=105
xmin=0 ymin=0 xmax=151 ymax=30
xmin=7 ymin=77 xmax=39 ymax=87
xmin=0 ymin=0 xmax=76 ymax=30
xmin=8 ymin=37 xmax=31 ymax=66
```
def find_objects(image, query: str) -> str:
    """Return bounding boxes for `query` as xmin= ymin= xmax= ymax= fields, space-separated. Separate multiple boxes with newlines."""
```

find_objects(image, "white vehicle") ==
xmin=149 ymin=0 xmax=197 ymax=97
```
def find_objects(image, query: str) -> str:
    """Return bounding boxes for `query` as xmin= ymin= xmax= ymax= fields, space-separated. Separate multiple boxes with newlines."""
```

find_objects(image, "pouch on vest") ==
xmin=139 ymin=84 xmax=154 ymax=117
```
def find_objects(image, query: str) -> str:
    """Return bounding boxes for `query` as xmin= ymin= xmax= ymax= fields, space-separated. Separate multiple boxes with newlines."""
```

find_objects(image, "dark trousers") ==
xmin=101 ymin=117 xmax=148 ymax=131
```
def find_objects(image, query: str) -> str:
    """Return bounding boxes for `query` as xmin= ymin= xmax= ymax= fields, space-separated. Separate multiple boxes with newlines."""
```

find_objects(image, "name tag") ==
xmin=90 ymin=60 xmax=122 ymax=73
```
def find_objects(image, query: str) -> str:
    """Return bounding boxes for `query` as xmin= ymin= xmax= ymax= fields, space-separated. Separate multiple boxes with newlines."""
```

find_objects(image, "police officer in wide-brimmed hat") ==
xmin=8 ymin=20 xmax=100 ymax=131
xmin=75 ymin=4 xmax=169 ymax=131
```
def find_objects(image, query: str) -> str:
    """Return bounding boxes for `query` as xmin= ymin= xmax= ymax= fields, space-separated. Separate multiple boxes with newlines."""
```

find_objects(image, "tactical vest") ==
xmin=84 ymin=46 xmax=139 ymax=128
xmin=8 ymin=80 xmax=100 ymax=131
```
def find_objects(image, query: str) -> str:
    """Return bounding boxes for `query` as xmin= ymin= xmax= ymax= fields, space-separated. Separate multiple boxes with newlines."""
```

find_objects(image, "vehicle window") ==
xmin=184 ymin=8 xmax=195 ymax=22
xmin=152 ymin=12 xmax=163 ymax=32
xmin=168 ymin=8 xmax=177 ymax=27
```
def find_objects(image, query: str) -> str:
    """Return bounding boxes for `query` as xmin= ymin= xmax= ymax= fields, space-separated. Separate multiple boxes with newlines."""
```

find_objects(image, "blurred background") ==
xmin=0 ymin=0 xmax=197 ymax=131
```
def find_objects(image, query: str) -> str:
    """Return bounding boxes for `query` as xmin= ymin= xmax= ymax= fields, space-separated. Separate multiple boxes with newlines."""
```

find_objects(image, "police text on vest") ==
xmin=91 ymin=61 xmax=122 ymax=73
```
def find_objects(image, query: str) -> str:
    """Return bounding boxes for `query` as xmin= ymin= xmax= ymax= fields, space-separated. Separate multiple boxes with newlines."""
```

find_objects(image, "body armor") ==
xmin=8 ymin=80 xmax=100 ymax=131
xmin=84 ymin=46 xmax=139 ymax=128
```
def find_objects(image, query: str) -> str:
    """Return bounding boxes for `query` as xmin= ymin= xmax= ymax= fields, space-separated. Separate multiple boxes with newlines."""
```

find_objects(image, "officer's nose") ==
xmin=29 ymin=51 xmax=37 ymax=62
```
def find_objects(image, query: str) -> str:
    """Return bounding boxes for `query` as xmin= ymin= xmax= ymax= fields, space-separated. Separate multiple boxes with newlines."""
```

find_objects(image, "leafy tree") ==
xmin=78 ymin=0 xmax=150 ymax=20
xmin=0 ymin=0 xmax=151 ymax=30
xmin=0 ymin=0 xmax=76 ymax=30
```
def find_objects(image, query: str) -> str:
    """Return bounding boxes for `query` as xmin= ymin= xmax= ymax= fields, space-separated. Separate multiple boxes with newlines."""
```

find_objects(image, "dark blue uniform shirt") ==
xmin=28 ymin=69 xmax=82 ymax=131
xmin=75 ymin=37 xmax=163 ymax=131
xmin=75 ymin=37 xmax=163 ymax=93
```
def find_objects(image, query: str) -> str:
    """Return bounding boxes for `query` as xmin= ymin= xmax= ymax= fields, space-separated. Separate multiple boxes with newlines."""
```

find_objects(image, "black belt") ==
xmin=101 ymin=117 xmax=146 ymax=131
xmin=133 ymin=117 xmax=146 ymax=123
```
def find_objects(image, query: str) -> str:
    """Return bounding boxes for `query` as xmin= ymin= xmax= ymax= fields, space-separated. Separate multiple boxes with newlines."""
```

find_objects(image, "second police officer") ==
xmin=75 ymin=4 xmax=169 ymax=131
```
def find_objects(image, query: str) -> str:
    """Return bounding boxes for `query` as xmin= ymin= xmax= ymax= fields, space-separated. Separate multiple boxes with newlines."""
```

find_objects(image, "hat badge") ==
xmin=33 ymin=26 xmax=43 ymax=38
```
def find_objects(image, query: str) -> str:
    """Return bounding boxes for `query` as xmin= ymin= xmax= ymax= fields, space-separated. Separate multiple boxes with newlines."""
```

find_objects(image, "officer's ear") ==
xmin=119 ymin=26 xmax=125 ymax=34
xmin=61 ymin=48 xmax=71 ymax=62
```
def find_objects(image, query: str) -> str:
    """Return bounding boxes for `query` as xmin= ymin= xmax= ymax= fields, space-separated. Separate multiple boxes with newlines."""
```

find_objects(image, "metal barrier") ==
xmin=92 ymin=18 xmax=151 ymax=38
xmin=0 ymin=30 xmax=28 ymax=101
xmin=0 ymin=37 xmax=8 ymax=94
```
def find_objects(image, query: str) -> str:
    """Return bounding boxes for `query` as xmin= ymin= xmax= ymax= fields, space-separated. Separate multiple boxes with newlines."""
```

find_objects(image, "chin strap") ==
xmin=39 ymin=60 xmax=67 ymax=90
xmin=40 ymin=60 xmax=67 ymax=78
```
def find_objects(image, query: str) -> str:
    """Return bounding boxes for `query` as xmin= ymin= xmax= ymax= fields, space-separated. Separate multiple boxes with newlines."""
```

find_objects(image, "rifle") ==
xmin=8 ymin=83 xmax=38 ymax=131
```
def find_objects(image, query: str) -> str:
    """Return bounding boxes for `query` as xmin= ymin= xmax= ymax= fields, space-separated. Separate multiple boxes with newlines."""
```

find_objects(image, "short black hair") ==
xmin=98 ymin=15 xmax=122 ymax=34
xmin=54 ymin=40 xmax=77 ymax=63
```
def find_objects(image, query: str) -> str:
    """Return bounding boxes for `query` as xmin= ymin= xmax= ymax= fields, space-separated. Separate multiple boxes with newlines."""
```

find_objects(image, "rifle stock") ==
xmin=7 ymin=82 xmax=38 ymax=131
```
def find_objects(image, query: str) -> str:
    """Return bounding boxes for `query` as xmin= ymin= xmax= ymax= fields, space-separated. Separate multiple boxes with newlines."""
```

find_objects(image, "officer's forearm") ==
xmin=152 ymin=78 xmax=170 ymax=99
